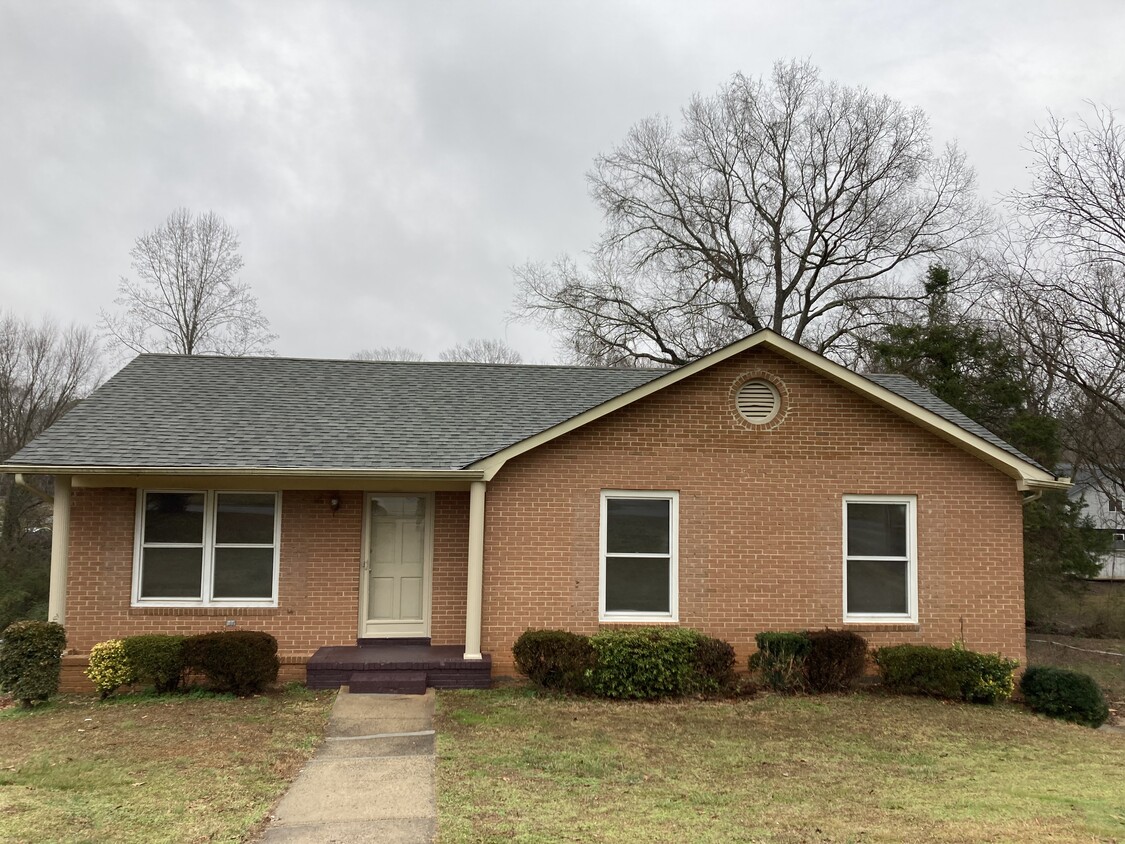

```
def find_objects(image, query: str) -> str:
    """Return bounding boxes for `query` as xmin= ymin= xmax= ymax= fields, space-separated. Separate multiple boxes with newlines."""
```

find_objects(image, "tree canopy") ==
xmin=517 ymin=60 xmax=988 ymax=365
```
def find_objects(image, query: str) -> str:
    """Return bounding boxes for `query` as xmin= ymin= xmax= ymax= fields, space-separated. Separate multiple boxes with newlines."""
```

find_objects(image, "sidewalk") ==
xmin=258 ymin=689 xmax=437 ymax=843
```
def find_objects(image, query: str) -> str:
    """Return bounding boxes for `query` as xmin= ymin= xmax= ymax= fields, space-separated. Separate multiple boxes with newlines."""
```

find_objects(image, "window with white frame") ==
xmin=134 ymin=491 xmax=280 ymax=605
xmin=843 ymin=495 xmax=916 ymax=621
xmin=600 ymin=491 xmax=678 ymax=621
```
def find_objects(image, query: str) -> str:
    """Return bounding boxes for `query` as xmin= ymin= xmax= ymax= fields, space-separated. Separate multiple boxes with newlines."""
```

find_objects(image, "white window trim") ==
xmin=599 ymin=490 xmax=679 ymax=623
xmin=131 ymin=489 xmax=282 ymax=608
xmin=842 ymin=494 xmax=917 ymax=624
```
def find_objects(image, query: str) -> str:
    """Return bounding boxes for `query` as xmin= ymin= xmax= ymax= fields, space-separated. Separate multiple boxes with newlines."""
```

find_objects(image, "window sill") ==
xmin=599 ymin=617 xmax=679 ymax=626
xmin=129 ymin=606 xmax=281 ymax=617
xmin=842 ymin=621 xmax=920 ymax=632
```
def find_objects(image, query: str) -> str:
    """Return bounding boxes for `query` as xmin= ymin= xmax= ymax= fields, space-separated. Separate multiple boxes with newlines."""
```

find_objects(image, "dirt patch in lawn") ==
xmin=0 ymin=686 xmax=333 ymax=844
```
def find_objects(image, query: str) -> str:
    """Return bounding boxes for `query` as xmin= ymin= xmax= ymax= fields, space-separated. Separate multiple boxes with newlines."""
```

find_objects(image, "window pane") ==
xmin=215 ymin=493 xmax=276 ymax=544
xmin=605 ymin=556 xmax=670 ymax=613
xmin=144 ymin=492 xmax=205 ymax=544
xmin=213 ymin=547 xmax=275 ymax=599
xmin=847 ymin=559 xmax=908 ymax=614
xmin=847 ymin=503 xmax=907 ymax=557
xmin=140 ymin=547 xmax=203 ymax=598
xmin=606 ymin=498 xmax=670 ymax=554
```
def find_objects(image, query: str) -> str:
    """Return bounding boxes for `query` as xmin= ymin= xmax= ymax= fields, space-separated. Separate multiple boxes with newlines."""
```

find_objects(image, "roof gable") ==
xmin=466 ymin=331 xmax=1065 ymax=489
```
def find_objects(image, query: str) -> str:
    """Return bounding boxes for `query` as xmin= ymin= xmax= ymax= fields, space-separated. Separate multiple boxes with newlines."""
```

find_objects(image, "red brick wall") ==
xmin=479 ymin=346 xmax=1026 ymax=676
xmin=62 ymin=488 xmax=470 ymax=689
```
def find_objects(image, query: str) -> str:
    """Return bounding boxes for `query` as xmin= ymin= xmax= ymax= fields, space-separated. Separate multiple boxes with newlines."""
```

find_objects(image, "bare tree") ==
xmin=1000 ymin=104 xmax=1125 ymax=490
xmin=100 ymin=208 xmax=276 ymax=356
xmin=0 ymin=313 xmax=101 ymax=628
xmin=438 ymin=338 xmax=523 ymax=364
xmin=516 ymin=60 xmax=989 ymax=366
xmin=350 ymin=346 xmax=425 ymax=362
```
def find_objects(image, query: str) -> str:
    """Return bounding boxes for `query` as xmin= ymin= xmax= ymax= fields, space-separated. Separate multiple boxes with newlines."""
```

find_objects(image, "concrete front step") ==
xmin=348 ymin=669 xmax=428 ymax=695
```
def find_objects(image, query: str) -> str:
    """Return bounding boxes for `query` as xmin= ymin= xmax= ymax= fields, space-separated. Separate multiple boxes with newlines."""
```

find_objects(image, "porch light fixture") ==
xmin=329 ymin=493 xmax=341 ymax=512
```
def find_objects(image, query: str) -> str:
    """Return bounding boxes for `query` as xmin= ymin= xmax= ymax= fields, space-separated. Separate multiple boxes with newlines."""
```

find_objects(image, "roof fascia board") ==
xmin=468 ymin=330 xmax=1061 ymax=486
xmin=1 ymin=465 xmax=485 ymax=481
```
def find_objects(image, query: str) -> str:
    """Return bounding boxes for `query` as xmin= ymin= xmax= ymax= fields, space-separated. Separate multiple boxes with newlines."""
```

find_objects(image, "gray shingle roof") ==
xmin=865 ymin=373 xmax=1049 ymax=472
xmin=5 ymin=355 xmax=663 ymax=471
xmin=4 ymin=352 xmax=1048 ymax=476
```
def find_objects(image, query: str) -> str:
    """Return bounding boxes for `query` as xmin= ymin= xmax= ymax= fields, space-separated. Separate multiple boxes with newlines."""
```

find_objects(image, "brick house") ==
xmin=3 ymin=330 xmax=1068 ymax=692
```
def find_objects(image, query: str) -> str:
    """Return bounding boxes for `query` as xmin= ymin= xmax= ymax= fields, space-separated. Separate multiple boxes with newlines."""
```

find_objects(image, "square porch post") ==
xmin=463 ymin=480 xmax=486 ymax=660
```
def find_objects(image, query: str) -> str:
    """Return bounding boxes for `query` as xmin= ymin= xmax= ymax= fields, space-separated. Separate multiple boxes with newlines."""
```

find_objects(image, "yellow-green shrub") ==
xmin=85 ymin=639 xmax=134 ymax=699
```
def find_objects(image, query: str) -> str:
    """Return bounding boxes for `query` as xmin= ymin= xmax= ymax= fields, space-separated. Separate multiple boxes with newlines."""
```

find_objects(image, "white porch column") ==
xmin=47 ymin=474 xmax=71 ymax=625
xmin=463 ymin=480 xmax=486 ymax=660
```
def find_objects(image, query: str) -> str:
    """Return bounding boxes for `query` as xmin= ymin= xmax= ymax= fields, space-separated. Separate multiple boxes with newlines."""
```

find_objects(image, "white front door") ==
xmin=361 ymin=494 xmax=432 ymax=637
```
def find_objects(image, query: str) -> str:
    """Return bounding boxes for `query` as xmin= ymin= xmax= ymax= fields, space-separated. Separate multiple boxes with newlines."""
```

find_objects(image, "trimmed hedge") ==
xmin=0 ymin=620 xmax=67 ymax=706
xmin=875 ymin=643 xmax=1017 ymax=704
xmin=692 ymin=634 xmax=736 ymax=692
xmin=753 ymin=631 xmax=812 ymax=692
xmin=513 ymin=627 xmax=737 ymax=699
xmin=806 ymin=630 xmax=868 ymax=693
xmin=588 ymin=628 xmax=710 ymax=699
xmin=86 ymin=639 xmax=134 ymax=698
xmin=182 ymin=630 xmax=279 ymax=696
xmin=1019 ymin=666 xmax=1110 ymax=728
xmin=122 ymin=635 xmax=186 ymax=694
xmin=513 ymin=630 xmax=595 ymax=692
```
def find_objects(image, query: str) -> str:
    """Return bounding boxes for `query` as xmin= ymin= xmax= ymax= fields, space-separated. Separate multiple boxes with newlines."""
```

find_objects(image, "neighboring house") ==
xmin=1069 ymin=470 xmax=1125 ymax=580
xmin=1 ymin=330 xmax=1068 ymax=691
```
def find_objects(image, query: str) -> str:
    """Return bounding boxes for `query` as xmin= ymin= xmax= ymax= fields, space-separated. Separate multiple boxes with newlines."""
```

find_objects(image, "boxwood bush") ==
xmin=182 ymin=630 xmax=279 ymax=696
xmin=0 ymin=620 xmax=67 ymax=707
xmin=122 ymin=634 xmax=186 ymax=694
xmin=875 ymin=643 xmax=1017 ymax=704
xmin=513 ymin=630 xmax=595 ymax=692
xmin=1019 ymin=666 xmax=1110 ymax=728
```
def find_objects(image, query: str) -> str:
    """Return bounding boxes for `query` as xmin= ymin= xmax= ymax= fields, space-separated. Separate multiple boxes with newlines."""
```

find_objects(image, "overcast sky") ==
xmin=3 ymin=0 xmax=1124 ymax=364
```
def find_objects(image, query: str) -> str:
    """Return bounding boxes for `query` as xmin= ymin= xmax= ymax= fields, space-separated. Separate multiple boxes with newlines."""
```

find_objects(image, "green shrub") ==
xmin=122 ymin=635 xmax=186 ymax=694
xmin=753 ymin=631 xmax=812 ymax=693
xmin=875 ymin=643 xmax=1017 ymax=704
xmin=512 ymin=630 xmax=595 ymax=692
xmin=182 ymin=630 xmax=279 ymax=696
xmin=1019 ymin=666 xmax=1110 ymax=728
xmin=0 ymin=620 xmax=66 ymax=707
xmin=806 ymin=630 xmax=868 ymax=693
xmin=587 ymin=628 xmax=705 ymax=699
xmin=692 ymin=634 xmax=736 ymax=693
xmin=86 ymin=639 xmax=134 ymax=699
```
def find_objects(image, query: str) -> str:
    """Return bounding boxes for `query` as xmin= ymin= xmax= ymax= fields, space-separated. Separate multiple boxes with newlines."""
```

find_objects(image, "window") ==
xmin=134 ymin=490 xmax=280 ymax=606
xmin=600 ymin=491 xmax=678 ymax=621
xmin=843 ymin=495 xmax=916 ymax=622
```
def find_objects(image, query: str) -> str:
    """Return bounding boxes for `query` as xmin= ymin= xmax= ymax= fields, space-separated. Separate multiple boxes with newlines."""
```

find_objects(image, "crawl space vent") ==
xmin=736 ymin=379 xmax=780 ymax=424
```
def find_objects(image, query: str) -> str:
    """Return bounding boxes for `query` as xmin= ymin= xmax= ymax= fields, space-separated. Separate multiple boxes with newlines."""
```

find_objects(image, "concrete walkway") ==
xmin=259 ymin=689 xmax=437 ymax=843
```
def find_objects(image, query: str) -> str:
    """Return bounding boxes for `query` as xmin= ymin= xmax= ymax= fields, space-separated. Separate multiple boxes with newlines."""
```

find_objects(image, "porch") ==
xmin=306 ymin=640 xmax=492 ymax=694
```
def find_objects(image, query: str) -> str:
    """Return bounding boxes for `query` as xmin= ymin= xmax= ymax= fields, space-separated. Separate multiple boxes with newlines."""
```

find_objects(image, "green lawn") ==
xmin=0 ymin=687 xmax=333 ymax=844
xmin=436 ymin=688 xmax=1125 ymax=843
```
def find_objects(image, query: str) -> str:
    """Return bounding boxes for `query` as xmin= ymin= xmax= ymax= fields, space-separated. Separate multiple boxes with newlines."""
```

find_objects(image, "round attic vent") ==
xmin=736 ymin=379 xmax=781 ymax=424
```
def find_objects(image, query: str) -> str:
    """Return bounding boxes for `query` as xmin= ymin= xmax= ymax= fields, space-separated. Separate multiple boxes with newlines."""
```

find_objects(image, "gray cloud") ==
xmin=3 ymin=0 xmax=1124 ymax=363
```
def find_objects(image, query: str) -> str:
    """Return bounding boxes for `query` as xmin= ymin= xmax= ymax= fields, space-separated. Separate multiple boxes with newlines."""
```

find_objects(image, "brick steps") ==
xmin=306 ymin=642 xmax=492 ymax=692
xmin=348 ymin=669 xmax=428 ymax=695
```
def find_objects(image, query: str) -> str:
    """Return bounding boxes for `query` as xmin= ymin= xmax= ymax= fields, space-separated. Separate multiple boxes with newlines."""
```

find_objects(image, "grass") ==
xmin=435 ymin=687 xmax=1125 ymax=843
xmin=0 ymin=685 xmax=333 ymax=843
xmin=1028 ymin=580 xmax=1125 ymax=638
